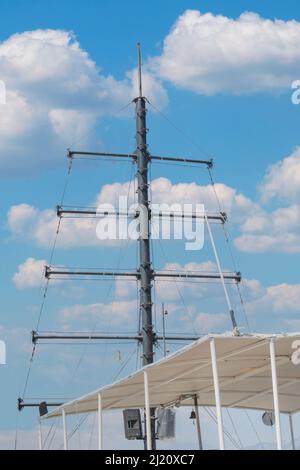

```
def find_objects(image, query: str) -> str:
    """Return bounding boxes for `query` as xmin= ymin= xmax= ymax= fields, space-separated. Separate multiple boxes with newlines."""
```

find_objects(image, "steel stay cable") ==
xmin=20 ymin=152 xmax=74 ymax=409
xmin=208 ymin=167 xmax=251 ymax=331
xmin=64 ymin=161 xmax=136 ymax=389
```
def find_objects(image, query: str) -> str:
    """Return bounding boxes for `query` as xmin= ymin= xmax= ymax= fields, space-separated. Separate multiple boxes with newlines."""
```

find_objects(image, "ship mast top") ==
xmin=137 ymin=42 xmax=143 ymax=98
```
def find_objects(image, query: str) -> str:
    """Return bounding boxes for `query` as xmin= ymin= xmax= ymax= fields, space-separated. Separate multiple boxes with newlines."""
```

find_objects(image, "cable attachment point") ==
xmin=45 ymin=265 xmax=50 ymax=279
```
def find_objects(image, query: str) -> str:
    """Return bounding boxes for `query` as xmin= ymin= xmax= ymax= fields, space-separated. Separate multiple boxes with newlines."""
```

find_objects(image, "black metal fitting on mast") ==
xmin=17 ymin=398 xmax=62 ymax=412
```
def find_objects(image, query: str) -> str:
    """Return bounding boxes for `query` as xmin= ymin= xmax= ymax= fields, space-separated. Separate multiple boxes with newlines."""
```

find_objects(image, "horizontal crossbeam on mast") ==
xmin=68 ymin=150 xmax=135 ymax=160
xmin=32 ymin=331 xmax=201 ymax=343
xmin=155 ymin=272 xmax=241 ymax=282
xmin=45 ymin=267 xmax=139 ymax=279
xmin=150 ymin=155 xmax=213 ymax=168
xmin=17 ymin=399 xmax=63 ymax=411
xmin=45 ymin=266 xmax=241 ymax=282
xmin=56 ymin=205 xmax=227 ymax=223
xmin=67 ymin=150 xmax=213 ymax=168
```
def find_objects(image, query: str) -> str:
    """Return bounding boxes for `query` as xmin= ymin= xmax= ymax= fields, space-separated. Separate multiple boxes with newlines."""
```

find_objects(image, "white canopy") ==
xmin=42 ymin=333 xmax=300 ymax=419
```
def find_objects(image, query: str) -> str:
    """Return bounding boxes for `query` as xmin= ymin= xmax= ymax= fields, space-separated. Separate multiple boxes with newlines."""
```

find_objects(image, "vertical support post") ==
xmin=289 ymin=414 xmax=295 ymax=450
xmin=136 ymin=74 xmax=153 ymax=369
xmin=270 ymin=338 xmax=282 ymax=450
xmin=135 ymin=44 xmax=156 ymax=450
xmin=204 ymin=211 xmax=238 ymax=332
xmin=98 ymin=393 xmax=103 ymax=450
xmin=144 ymin=371 xmax=152 ymax=450
xmin=62 ymin=409 xmax=68 ymax=450
xmin=193 ymin=395 xmax=203 ymax=450
xmin=210 ymin=337 xmax=225 ymax=450
xmin=162 ymin=303 xmax=166 ymax=357
xmin=38 ymin=420 xmax=42 ymax=450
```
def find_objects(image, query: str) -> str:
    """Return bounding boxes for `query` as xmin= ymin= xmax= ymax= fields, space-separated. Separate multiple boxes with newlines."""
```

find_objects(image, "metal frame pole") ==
xmin=136 ymin=44 xmax=156 ymax=450
xmin=144 ymin=371 xmax=152 ymax=450
xmin=210 ymin=337 xmax=225 ymax=450
xmin=289 ymin=413 xmax=295 ymax=450
xmin=62 ymin=409 xmax=68 ymax=450
xmin=38 ymin=420 xmax=42 ymax=450
xmin=270 ymin=338 xmax=282 ymax=450
xmin=98 ymin=393 xmax=103 ymax=450
xmin=193 ymin=395 xmax=203 ymax=450
xmin=204 ymin=211 xmax=238 ymax=332
xmin=162 ymin=303 xmax=167 ymax=357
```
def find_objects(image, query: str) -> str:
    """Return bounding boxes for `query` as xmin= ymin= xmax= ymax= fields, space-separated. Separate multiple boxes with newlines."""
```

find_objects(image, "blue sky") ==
xmin=1 ymin=0 xmax=300 ymax=449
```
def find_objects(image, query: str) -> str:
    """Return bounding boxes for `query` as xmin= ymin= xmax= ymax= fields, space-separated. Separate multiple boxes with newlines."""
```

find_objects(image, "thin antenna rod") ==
xmin=137 ymin=42 xmax=142 ymax=97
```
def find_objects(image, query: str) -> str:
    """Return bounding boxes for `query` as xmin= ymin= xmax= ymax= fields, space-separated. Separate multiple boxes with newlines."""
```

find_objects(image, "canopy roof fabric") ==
xmin=43 ymin=333 xmax=300 ymax=419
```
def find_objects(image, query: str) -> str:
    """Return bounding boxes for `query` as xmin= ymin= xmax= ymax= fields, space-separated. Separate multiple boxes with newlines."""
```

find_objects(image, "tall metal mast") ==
xmin=22 ymin=44 xmax=243 ymax=451
xmin=135 ymin=43 xmax=156 ymax=449
xmin=135 ymin=44 xmax=154 ymax=368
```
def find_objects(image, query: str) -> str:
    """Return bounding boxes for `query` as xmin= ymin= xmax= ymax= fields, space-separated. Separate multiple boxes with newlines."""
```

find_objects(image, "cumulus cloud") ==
xmin=8 ymin=177 xmax=254 ymax=248
xmin=151 ymin=10 xmax=300 ymax=94
xmin=234 ymin=147 xmax=300 ymax=253
xmin=0 ymin=29 xmax=166 ymax=175
xmin=245 ymin=282 xmax=300 ymax=316
xmin=8 ymin=151 xmax=300 ymax=255
xmin=12 ymin=257 xmax=46 ymax=289
xmin=193 ymin=312 xmax=228 ymax=332
xmin=60 ymin=299 xmax=136 ymax=326
xmin=260 ymin=147 xmax=300 ymax=202
xmin=8 ymin=202 xmax=101 ymax=248
xmin=235 ymin=204 xmax=300 ymax=253
xmin=154 ymin=261 xmax=219 ymax=302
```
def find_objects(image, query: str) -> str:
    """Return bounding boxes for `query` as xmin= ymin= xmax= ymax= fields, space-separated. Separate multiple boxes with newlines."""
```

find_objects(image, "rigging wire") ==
xmin=67 ymin=100 xmax=133 ymax=151
xmin=88 ymin=413 xmax=96 ymax=450
xmin=244 ymin=410 xmax=265 ymax=450
xmin=150 ymin=222 xmax=198 ymax=336
xmin=111 ymin=346 xmax=138 ymax=383
xmin=18 ymin=86 xmax=260 ymax=450
xmin=203 ymin=407 xmax=241 ymax=450
xmin=226 ymin=409 xmax=244 ymax=449
xmin=207 ymin=167 xmax=251 ymax=331
xmin=50 ymin=160 xmax=136 ymax=399
xmin=146 ymin=99 xmax=212 ymax=161
xmin=20 ymin=157 xmax=74 ymax=405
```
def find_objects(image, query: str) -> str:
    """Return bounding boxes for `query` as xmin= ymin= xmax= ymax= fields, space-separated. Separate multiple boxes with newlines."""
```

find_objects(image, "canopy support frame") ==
xmin=210 ymin=337 xmax=225 ymax=450
xmin=289 ymin=413 xmax=295 ymax=450
xmin=144 ymin=371 xmax=152 ymax=450
xmin=38 ymin=420 xmax=42 ymax=450
xmin=62 ymin=409 xmax=68 ymax=450
xmin=270 ymin=338 xmax=282 ymax=450
xmin=193 ymin=395 xmax=203 ymax=450
xmin=98 ymin=393 xmax=103 ymax=450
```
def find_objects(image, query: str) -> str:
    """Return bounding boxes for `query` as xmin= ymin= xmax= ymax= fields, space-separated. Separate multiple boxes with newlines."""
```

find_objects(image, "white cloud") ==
xmin=233 ymin=147 xmax=300 ymax=252
xmin=8 ymin=203 xmax=100 ymax=248
xmin=149 ymin=178 xmax=255 ymax=220
xmin=0 ymin=29 xmax=166 ymax=175
xmin=8 ymin=153 xmax=300 ymax=254
xmin=8 ymin=177 xmax=254 ymax=248
xmin=236 ymin=201 xmax=300 ymax=253
xmin=261 ymin=147 xmax=300 ymax=202
xmin=245 ymin=282 xmax=300 ymax=315
xmin=155 ymin=261 xmax=218 ymax=302
xmin=60 ymin=299 xmax=136 ymax=326
xmin=13 ymin=257 xmax=46 ymax=289
xmin=193 ymin=312 xmax=228 ymax=332
xmin=152 ymin=10 xmax=300 ymax=95
xmin=235 ymin=231 xmax=300 ymax=253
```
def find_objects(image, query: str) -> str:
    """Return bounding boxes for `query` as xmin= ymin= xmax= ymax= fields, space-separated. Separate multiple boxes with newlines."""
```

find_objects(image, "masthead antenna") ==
xmin=137 ymin=42 xmax=143 ymax=97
